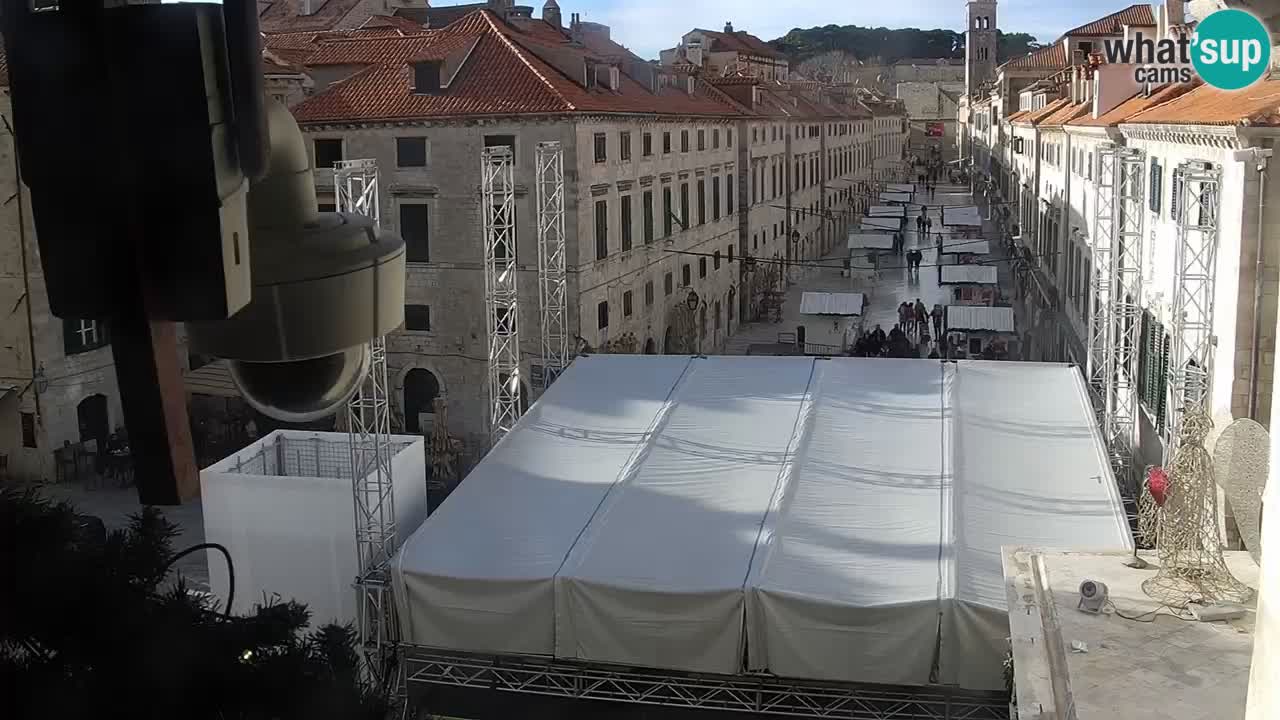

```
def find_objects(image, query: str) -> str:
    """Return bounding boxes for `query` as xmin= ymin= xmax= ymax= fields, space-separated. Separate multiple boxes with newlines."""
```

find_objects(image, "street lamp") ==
xmin=686 ymin=290 xmax=700 ymax=311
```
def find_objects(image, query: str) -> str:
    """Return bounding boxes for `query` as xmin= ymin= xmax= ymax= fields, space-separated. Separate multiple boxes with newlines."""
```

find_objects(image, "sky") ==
xmin=468 ymin=0 xmax=1153 ymax=59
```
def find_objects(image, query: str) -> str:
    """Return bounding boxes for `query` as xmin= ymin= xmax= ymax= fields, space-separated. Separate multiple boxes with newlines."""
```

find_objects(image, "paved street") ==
xmin=726 ymin=181 xmax=1014 ymax=356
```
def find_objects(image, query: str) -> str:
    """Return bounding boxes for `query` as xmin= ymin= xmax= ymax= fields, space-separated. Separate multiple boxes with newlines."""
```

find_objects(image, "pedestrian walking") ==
xmin=924 ymin=216 xmax=933 ymax=234
xmin=898 ymin=302 xmax=911 ymax=332
xmin=914 ymin=299 xmax=928 ymax=337
xmin=931 ymin=303 xmax=944 ymax=338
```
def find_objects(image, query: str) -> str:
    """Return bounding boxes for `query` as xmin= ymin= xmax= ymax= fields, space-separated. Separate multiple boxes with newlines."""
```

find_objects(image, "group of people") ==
xmin=914 ymin=212 xmax=933 ymax=236
xmin=849 ymin=324 xmax=916 ymax=358
xmin=898 ymin=299 xmax=945 ymax=340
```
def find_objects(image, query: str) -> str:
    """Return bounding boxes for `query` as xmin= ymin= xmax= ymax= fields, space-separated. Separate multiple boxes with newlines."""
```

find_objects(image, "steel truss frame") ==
xmin=403 ymin=648 xmax=1008 ymax=720
xmin=535 ymin=142 xmax=568 ymax=395
xmin=334 ymin=158 xmax=380 ymax=225
xmin=1165 ymin=162 xmax=1222 ymax=458
xmin=482 ymin=146 xmax=522 ymax=445
xmin=1110 ymin=148 xmax=1146 ymax=497
xmin=1088 ymin=145 xmax=1118 ymax=422
xmin=336 ymin=159 xmax=398 ymax=686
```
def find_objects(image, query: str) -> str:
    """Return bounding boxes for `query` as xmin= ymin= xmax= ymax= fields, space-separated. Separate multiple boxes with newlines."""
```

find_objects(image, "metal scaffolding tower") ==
xmin=1111 ymin=148 xmax=1146 ymax=496
xmin=482 ymin=146 xmax=522 ymax=444
xmin=535 ymin=142 xmax=568 ymax=395
xmin=1165 ymin=161 xmax=1222 ymax=458
xmin=334 ymin=158 xmax=398 ymax=684
xmin=1088 ymin=145 xmax=1119 ymax=421
xmin=335 ymin=158 xmax=380 ymax=225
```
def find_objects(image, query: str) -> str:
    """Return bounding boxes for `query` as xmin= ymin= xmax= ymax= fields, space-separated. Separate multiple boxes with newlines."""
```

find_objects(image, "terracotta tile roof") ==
xmin=289 ymin=10 xmax=750 ymax=123
xmin=359 ymin=14 xmax=428 ymax=34
xmin=1064 ymin=4 xmax=1155 ymax=36
xmin=692 ymin=28 xmax=783 ymax=59
xmin=1066 ymin=82 xmax=1196 ymax=127
xmin=1038 ymin=100 xmax=1090 ymax=127
xmin=1010 ymin=97 xmax=1070 ymax=125
xmin=259 ymin=0 xmax=367 ymax=33
xmin=1124 ymin=79 xmax=1280 ymax=126
xmin=1005 ymin=109 xmax=1030 ymax=123
xmin=0 ymin=46 xmax=7 ymax=87
xmin=1001 ymin=43 xmax=1068 ymax=72
xmin=393 ymin=4 xmax=485 ymax=29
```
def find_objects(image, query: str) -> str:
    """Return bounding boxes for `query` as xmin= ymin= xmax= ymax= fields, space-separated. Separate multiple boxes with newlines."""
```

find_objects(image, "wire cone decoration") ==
xmin=1136 ymin=476 xmax=1161 ymax=549
xmin=1142 ymin=410 xmax=1253 ymax=606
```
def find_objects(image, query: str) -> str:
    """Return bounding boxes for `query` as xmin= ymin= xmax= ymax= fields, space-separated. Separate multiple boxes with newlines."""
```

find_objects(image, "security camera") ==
xmin=186 ymin=100 xmax=405 ymax=422
xmin=1078 ymin=579 xmax=1109 ymax=614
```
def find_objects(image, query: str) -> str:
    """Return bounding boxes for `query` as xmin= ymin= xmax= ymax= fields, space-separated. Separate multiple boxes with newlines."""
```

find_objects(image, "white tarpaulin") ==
xmin=943 ymin=240 xmax=990 ymax=256
xmin=943 ymin=205 xmax=983 ymax=227
xmin=861 ymin=217 xmax=900 ymax=232
xmin=941 ymin=265 xmax=998 ymax=285
xmin=946 ymin=306 xmax=1015 ymax=332
xmin=799 ymin=292 xmax=864 ymax=316
xmin=868 ymin=205 xmax=907 ymax=217
xmin=848 ymin=232 xmax=894 ymax=251
xmin=880 ymin=192 xmax=912 ymax=204
xmin=393 ymin=357 xmax=1130 ymax=689
xmin=884 ymin=183 xmax=915 ymax=194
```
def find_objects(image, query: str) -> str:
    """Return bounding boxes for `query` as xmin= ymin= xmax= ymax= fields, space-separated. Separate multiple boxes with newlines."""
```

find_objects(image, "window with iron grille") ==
xmin=594 ymin=199 xmax=608 ymax=260
xmin=697 ymin=180 xmax=706 ymax=225
xmin=621 ymin=195 xmax=633 ymax=252
xmin=642 ymin=191 xmax=654 ymax=244
xmin=593 ymin=133 xmax=607 ymax=163
xmin=623 ymin=290 xmax=633 ymax=317
xmin=620 ymin=131 xmax=632 ymax=161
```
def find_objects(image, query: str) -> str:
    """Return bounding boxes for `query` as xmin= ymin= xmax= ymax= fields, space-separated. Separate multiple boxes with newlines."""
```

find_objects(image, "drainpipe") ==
xmin=3 ymin=114 xmax=40 ymax=423
xmin=1247 ymin=144 xmax=1274 ymax=420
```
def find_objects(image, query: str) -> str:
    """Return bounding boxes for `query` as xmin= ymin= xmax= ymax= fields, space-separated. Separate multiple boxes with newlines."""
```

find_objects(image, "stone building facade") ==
xmin=268 ymin=6 xmax=896 ymax=451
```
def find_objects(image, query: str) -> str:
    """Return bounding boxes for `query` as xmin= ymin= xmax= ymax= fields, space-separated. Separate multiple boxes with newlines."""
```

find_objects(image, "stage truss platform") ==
xmin=402 ymin=647 xmax=1009 ymax=720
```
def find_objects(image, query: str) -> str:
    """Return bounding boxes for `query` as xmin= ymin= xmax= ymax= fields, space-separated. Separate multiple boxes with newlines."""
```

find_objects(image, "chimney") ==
xmin=301 ymin=0 xmax=313 ymax=15
xmin=724 ymin=21 xmax=733 ymax=33
xmin=1165 ymin=0 xmax=1184 ymax=27
xmin=542 ymin=0 xmax=561 ymax=28
xmin=687 ymin=75 xmax=695 ymax=95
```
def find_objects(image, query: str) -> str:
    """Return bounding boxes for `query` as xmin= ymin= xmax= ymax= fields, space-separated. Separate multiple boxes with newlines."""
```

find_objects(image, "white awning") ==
xmin=800 ymin=292 xmax=865 ymax=316
xmin=393 ymin=357 xmax=1131 ymax=690
xmin=944 ymin=239 xmax=990 ymax=255
xmin=880 ymin=192 xmax=912 ymax=204
xmin=848 ymin=232 xmax=895 ymax=250
xmin=861 ymin=216 xmax=900 ymax=231
xmin=941 ymin=265 xmax=998 ymax=285
xmin=868 ymin=205 xmax=907 ymax=218
xmin=946 ymin=305 xmax=1015 ymax=332
xmin=943 ymin=205 xmax=983 ymax=227
xmin=884 ymin=183 xmax=915 ymax=193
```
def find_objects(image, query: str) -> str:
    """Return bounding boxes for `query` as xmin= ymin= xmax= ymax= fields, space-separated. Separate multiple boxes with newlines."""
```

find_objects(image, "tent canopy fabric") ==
xmin=884 ymin=183 xmax=915 ymax=193
xmin=848 ymin=232 xmax=895 ymax=251
xmin=879 ymin=192 xmax=912 ymax=204
xmin=800 ymin=292 xmax=865 ymax=316
xmin=946 ymin=305 xmax=1015 ymax=333
xmin=861 ymin=217 xmax=900 ymax=232
xmin=868 ymin=205 xmax=907 ymax=218
xmin=393 ymin=357 xmax=1130 ymax=691
xmin=943 ymin=239 xmax=990 ymax=256
xmin=940 ymin=265 xmax=998 ymax=285
xmin=943 ymin=205 xmax=983 ymax=227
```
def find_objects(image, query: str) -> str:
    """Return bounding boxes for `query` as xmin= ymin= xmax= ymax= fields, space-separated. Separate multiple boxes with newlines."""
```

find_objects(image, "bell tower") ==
xmin=965 ymin=0 xmax=998 ymax=96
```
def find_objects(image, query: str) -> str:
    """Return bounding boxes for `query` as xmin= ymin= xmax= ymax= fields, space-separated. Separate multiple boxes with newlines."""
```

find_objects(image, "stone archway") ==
xmin=77 ymin=394 xmax=109 ymax=444
xmin=644 ymin=337 xmax=657 ymax=354
xmin=403 ymin=368 xmax=441 ymax=434
xmin=663 ymin=326 xmax=676 ymax=355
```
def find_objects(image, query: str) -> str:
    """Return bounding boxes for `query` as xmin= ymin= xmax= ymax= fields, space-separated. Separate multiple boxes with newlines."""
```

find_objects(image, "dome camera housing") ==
xmin=186 ymin=100 xmax=405 ymax=421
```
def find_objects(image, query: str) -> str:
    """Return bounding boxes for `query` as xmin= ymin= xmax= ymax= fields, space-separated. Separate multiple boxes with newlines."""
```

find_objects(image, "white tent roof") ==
xmin=941 ymin=265 xmax=998 ymax=285
xmin=861 ymin=216 xmax=900 ymax=232
xmin=944 ymin=205 xmax=983 ymax=227
xmin=880 ymin=192 xmax=912 ymax=204
xmin=848 ymin=232 xmax=895 ymax=250
xmin=947 ymin=305 xmax=1015 ymax=333
xmin=943 ymin=239 xmax=990 ymax=255
xmin=800 ymin=292 xmax=865 ymax=316
xmin=884 ymin=183 xmax=915 ymax=193
xmin=393 ymin=357 xmax=1130 ymax=690
xmin=868 ymin=205 xmax=907 ymax=217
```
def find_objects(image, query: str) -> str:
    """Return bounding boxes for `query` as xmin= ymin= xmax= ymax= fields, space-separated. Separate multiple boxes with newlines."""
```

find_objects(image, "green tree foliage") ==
xmin=770 ymin=25 xmax=1041 ymax=64
xmin=0 ymin=488 xmax=389 ymax=720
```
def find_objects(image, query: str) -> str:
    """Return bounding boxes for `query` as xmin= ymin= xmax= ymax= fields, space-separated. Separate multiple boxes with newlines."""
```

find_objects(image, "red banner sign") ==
xmin=926 ymin=122 xmax=945 ymax=137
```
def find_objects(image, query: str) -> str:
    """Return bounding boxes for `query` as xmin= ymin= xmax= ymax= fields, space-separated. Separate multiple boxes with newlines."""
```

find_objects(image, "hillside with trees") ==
xmin=769 ymin=25 xmax=1041 ymax=64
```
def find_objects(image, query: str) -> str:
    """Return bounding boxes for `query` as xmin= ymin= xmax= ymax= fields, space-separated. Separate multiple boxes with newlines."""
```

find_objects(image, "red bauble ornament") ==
xmin=1147 ymin=466 xmax=1169 ymax=507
